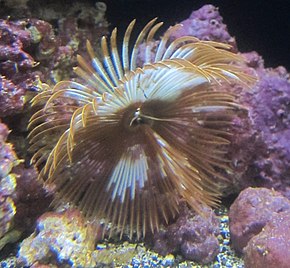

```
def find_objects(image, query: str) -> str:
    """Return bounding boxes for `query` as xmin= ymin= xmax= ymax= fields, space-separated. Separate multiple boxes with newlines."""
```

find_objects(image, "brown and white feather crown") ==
xmin=28 ymin=18 xmax=255 ymax=239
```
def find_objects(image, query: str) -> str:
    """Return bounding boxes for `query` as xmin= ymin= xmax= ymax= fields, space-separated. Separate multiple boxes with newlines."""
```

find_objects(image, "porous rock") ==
xmin=228 ymin=58 xmax=290 ymax=197
xmin=244 ymin=211 xmax=290 ymax=268
xmin=170 ymin=4 xmax=237 ymax=49
xmin=153 ymin=205 xmax=220 ymax=264
xmin=229 ymin=187 xmax=290 ymax=253
xmin=17 ymin=209 xmax=96 ymax=267
xmin=0 ymin=120 xmax=21 ymax=250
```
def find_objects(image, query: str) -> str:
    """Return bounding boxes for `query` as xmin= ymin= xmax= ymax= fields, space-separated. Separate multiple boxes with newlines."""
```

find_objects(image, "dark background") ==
xmin=104 ymin=0 xmax=290 ymax=70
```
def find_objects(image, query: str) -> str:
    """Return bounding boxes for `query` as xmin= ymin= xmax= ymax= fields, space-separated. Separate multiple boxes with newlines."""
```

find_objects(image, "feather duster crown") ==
xmin=28 ymin=19 xmax=254 ymax=239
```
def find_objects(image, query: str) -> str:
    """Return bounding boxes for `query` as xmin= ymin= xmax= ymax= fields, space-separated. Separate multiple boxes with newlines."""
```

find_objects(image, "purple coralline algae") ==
xmin=0 ymin=76 xmax=25 ymax=117
xmin=0 ymin=19 xmax=36 ymax=116
xmin=224 ymin=53 xmax=290 ymax=197
xmin=0 ymin=3 xmax=108 ymax=117
xmin=244 ymin=211 xmax=290 ymax=268
xmin=13 ymin=164 xmax=52 ymax=234
xmin=229 ymin=187 xmax=290 ymax=254
xmin=170 ymin=4 xmax=237 ymax=49
xmin=153 ymin=205 xmax=220 ymax=264
xmin=241 ymin=64 xmax=290 ymax=197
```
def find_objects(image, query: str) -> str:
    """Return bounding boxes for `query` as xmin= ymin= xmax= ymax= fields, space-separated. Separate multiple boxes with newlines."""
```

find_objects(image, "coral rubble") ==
xmin=17 ymin=205 xmax=243 ymax=267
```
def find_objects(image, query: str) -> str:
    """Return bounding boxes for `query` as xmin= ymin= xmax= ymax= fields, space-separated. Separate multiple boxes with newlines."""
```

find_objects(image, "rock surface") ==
xmin=230 ymin=60 xmax=290 ymax=197
xmin=170 ymin=4 xmax=237 ymax=49
xmin=154 ymin=205 xmax=220 ymax=264
xmin=17 ymin=209 xmax=97 ymax=267
xmin=0 ymin=120 xmax=21 ymax=250
xmin=244 ymin=211 xmax=290 ymax=268
xmin=229 ymin=187 xmax=290 ymax=253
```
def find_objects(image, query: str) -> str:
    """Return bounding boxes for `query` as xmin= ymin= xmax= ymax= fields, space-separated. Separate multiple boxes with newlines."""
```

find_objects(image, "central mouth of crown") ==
xmin=121 ymin=103 xmax=155 ymax=131
xmin=121 ymin=100 xmax=171 ymax=131
xmin=129 ymin=106 xmax=155 ymax=129
xmin=129 ymin=107 xmax=145 ymax=127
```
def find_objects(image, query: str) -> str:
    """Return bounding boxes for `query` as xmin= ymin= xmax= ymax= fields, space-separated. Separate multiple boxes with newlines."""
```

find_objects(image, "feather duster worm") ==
xmin=28 ymin=19 xmax=255 ymax=239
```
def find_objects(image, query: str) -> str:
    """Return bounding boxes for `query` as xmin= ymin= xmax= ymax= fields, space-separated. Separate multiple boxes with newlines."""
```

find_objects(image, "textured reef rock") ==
xmin=153 ymin=205 xmax=220 ymax=264
xmin=243 ymin=211 xmax=290 ymax=268
xmin=0 ymin=2 xmax=108 ymax=117
xmin=13 ymin=164 xmax=52 ymax=235
xmin=17 ymin=209 xmax=97 ymax=267
xmin=0 ymin=120 xmax=50 ymax=252
xmin=224 ymin=51 xmax=290 ymax=198
xmin=237 ymin=62 xmax=290 ymax=197
xmin=170 ymin=4 xmax=237 ymax=49
xmin=0 ymin=19 xmax=37 ymax=116
xmin=0 ymin=76 xmax=26 ymax=117
xmin=0 ymin=121 xmax=21 ymax=250
xmin=229 ymin=187 xmax=290 ymax=254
